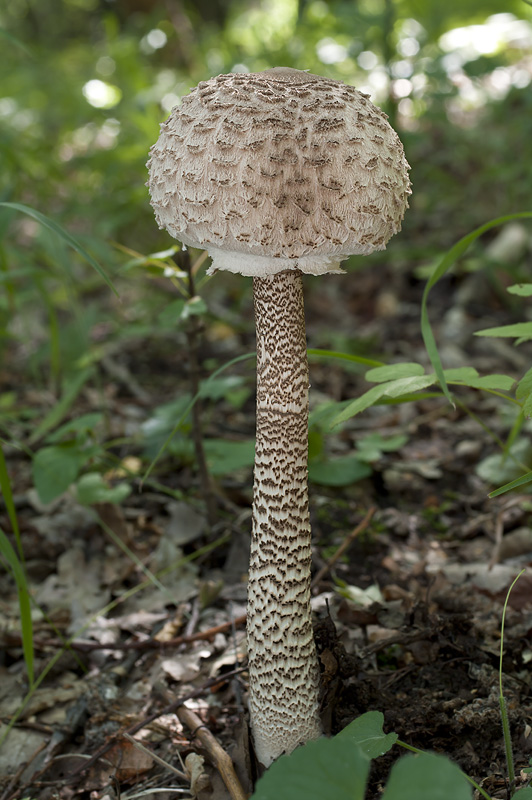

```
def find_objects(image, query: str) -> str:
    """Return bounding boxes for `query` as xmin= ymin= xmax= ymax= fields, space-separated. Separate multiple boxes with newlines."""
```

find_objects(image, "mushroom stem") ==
xmin=248 ymin=269 xmax=322 ymax=767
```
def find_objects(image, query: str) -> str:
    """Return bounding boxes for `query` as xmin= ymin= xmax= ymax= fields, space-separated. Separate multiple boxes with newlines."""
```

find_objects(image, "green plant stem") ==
xmin=499 ymin=570 xmax=524 ymax=796
xmin=396 ymin=739 xmax=493 ymax=800
xmin=178 ymin=250 xmax=218 ymax=528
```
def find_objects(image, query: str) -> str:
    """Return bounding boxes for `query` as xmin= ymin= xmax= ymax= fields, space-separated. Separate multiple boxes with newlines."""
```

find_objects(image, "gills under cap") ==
xmin=147 ymin=67 xmax=411 ymax=277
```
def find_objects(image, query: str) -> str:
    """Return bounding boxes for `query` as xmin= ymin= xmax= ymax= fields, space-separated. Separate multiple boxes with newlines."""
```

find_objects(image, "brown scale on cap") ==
xmin=147 ymin=67 xmax=411 ymax=768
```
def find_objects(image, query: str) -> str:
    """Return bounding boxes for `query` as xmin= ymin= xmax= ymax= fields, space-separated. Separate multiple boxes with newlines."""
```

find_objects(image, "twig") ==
xmin=177 ymin=706 xmax=249 ymax=800
xmin=13 ymin=614 xmax=247 ymax=653
xmin=311 ymin=506 xmax=376 ymax=589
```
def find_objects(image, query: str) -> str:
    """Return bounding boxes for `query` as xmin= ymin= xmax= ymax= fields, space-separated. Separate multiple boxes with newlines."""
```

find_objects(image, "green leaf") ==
xmin=332 ymin=375 xmax=439 ymax=427
xmin=381 ymin=752 xmax=472 ymax=800
xmin=475 ymin=323 xmax=532 ymax=340
xmin=46 ymin=412 xmax=103 ymax=443
xmin=0 ymin=444 xmax=23 ymax=559
xmin=421 ymin=213 xmax=532 ymax=406
xmin=476 ymin=439 xmax=532 ymax=487
xmin=158 ymin=299 xmax=186 ymax=327
xmin=356 ymin=433 xmax=408 ymax=462
xmin=0 ymin=527 xmax=34 ymax=684
xmin=181 ymin=296 xmax=208 ymax=319
xmin=337 ymin=711 xmax=398 ymax=759
xmin=76 ymin=473 xmax=131 ymax=505
xmin=488 ymin=470 xmax=532 ymax=497
xmin=516 ymin=368 xmax=532 ymax=402
xmin=29 ymin=368 xmax=93 ymax=444
xmin=365 ymin=363 xmax=425 ymax=383
xmin=517 ymin=368 xmax=532 ymax=417
xmin=309 ymin=401 xmax=352 ymax=430
xmin=32 ymin=442 xmax=88 ymax=504
xmin=513 ymin=787 xmax=532 ymax=798
xmin=442 ymin=367 xmax=479 ymax=381
xmin=307 ymin=349 xmax=384 ymax=369
xmin=0 ymin=202 xmax=117 ymax=295
xmin=204 ymin=439 xmax=255 ymax=476
xmin=507 ymin=283 xmax=532 ymax=297
xmin=250 ymin=735 xmax=370 ymax=800
xmin=199 ymin=375 xmax=247 ymax=402
xmin=462 ymin=375 xmax=515 ymax=391
xmin=309 ymin=455 xmax=372 ymax=486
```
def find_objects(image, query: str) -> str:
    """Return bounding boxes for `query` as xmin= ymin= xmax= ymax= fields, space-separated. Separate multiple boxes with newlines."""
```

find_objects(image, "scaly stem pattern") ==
xmin=247 ymin=269 xmax=322 ymax=767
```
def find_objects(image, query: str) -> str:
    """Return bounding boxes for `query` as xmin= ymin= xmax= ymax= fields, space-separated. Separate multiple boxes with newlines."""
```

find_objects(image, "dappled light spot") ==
xmin=82 ymin=79 xmax=122 ymax=109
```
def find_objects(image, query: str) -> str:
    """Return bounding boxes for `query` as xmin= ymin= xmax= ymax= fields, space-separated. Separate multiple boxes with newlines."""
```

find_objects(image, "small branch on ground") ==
xmin=177 ymin=705 xmax=249 ymax=800
xmin=10 ymin=613 xmax=247 ymax=653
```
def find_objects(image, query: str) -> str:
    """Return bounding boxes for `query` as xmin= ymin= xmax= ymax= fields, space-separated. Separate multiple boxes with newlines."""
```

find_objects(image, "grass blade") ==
xmin=29 ymin=367 xmax=93 ymax=444
xmin=0 ymin=527 xmax=34 ymax=684
xmin=0 ymin=202 xmax=118 ymax=295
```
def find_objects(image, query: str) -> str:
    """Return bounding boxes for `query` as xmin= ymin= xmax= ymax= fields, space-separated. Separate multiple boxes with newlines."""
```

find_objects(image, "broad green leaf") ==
xmin=76 ymin=473 xmax=131 ymax=505
xmin=476 ymin=439 xmax=532 ymax=486
xmin=517 ymin=368 xmax=532 ymax=417
xmin=421 ymin=213 xmax=532 ymax=405
xmin=381 ymin=752 xmax=472 ymax=800
xmin=204 ymin=439 xmax=255 ymax=476
xmin=507 ymin=284 xmax=532 ymax=297
xmin=337 ymin=711 xmax=398 ymax=759
xmin=513 ymin=787 xmax=532 ymax=798
xmin=442 ymin=367 xmax=479 ymax=381
xmin=0 ymin=202 xmax=117 ymax=294
xmin=32 ymin=442 xmax=88 ymax=504
xmin=475 ymin=322 xmax=532 ymax=339
xmin=309 ymin=455 xmax=372 ymax=486
xmin=516 ymin=368 xmax=532 ymax=402
xmin=250 ymin=735 xmax=370 ymax=800
xmin=158 ymin=299 xmax=186 ymax=327
xmin=462 ymin=375 xmax=515 ymax=391
xmin=356 ymin=433 xmax=408 ymax=462
xmin=0 ymin=527 xmax=34 ymax=684
xmin=365 ymin=363 xmax=425 ymax=383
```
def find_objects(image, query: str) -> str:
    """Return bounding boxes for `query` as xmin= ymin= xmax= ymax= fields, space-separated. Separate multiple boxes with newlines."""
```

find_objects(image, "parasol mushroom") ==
xmin=147 ymin=67 xmax=411 ymax=768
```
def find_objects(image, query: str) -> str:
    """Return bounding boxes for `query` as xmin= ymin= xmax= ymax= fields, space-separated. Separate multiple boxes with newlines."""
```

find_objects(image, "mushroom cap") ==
xmin=147 ymin=67 xmax=411 ymax=277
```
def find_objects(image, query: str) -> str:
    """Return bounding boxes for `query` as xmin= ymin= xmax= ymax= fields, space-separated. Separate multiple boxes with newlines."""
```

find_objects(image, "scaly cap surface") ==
xmin=147 ymin=67 xmax=411 ymax=276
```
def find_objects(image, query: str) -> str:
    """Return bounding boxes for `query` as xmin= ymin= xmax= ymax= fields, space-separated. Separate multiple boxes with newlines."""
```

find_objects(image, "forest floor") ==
xmin=1 ymin=256 xmax=532 ymax=800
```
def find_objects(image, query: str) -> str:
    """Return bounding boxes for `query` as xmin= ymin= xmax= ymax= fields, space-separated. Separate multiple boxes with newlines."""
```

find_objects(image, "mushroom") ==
xmin=147 ymin=67 xmax=411 ymax=767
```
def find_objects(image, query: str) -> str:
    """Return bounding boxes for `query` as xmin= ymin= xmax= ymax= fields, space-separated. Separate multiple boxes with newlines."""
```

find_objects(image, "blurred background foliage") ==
xmin=1 ymin=0 xmax=532 ymax=489
xmin=2 ymin=0 xmax=531 ymax=248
